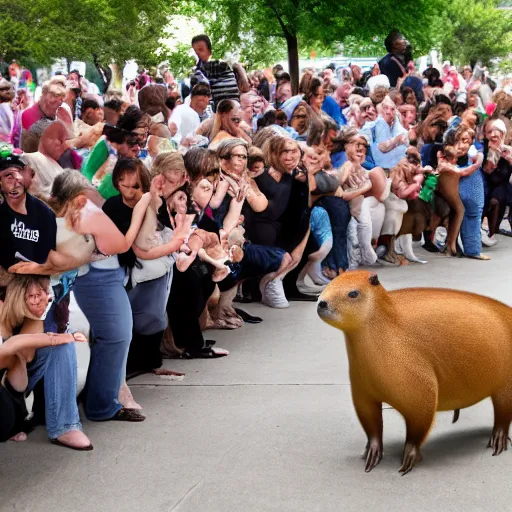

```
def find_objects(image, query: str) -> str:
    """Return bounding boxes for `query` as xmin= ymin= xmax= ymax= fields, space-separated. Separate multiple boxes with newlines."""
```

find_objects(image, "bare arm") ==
xmin=222 ymin=195 xmax=245 ymax=235
xmin=245 ymin=178 xmax=268 ymax=212
xmin=378 ymin=134 xmax=407 ymax=153
xmin=458 ymin=153 xmax=484 ymax=177
xmin=133 ymin=234 xmax=186 ymax=260
xmin=0 ymin=332 xmax=86 ymax=360
xmin=342 ymin=180 xmax=373 ymax=201
xmin=9 ymin=249 xmax=89 ymax=275
xmin=81 ymin=193 xmax=152 ymax=255
xmin=209 ymin=179 xmax=230 ymax=209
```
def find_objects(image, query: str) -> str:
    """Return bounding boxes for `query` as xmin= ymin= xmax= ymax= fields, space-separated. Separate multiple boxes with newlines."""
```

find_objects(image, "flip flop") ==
xmin=466 ymin=254 xmax=491 ymax=260
xmin=234 ymin=308 xmax=263 ymax=323
xmin=183 ymin=347 xmax=229 ymax=359
xmin=50 ymin=439 xmax=94 ymax=451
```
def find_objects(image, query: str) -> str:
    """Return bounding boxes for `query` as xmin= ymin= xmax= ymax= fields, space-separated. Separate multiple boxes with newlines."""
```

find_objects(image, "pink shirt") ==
xmin=21 ymin=103 xmax=44 ymax=131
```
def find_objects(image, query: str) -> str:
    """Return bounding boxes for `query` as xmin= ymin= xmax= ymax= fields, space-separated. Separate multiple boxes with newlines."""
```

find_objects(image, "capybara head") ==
xmin=317 ymin=270 xmax=383 ymax=332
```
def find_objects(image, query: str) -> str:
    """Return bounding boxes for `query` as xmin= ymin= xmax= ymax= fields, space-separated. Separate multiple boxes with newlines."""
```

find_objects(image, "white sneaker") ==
xmin=261 ymin=279 xmax=289 ymax=309
xmin=481 ymin=228 xmax=498 ymax=247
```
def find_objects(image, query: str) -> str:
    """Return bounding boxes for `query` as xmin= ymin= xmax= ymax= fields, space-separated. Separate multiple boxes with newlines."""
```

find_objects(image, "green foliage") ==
xmin=438 ymin=0 xmax=512 ymax=66
xmin=189 ymin=0 xmax=442 ymax=67
xmin=162 ymin=43 xmax=196 ymax=78
xmin=0 ymin=0 xmax=175 ymax=67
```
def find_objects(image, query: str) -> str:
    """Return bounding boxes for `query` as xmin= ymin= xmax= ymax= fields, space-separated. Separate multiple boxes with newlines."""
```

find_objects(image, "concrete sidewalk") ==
xmin=2 ymin=237 xmax=512 ymax=512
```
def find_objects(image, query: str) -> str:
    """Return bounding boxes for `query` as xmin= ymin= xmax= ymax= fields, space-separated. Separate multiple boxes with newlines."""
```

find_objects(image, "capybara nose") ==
xmin=317 ymin=300 xmax=328 ymax=310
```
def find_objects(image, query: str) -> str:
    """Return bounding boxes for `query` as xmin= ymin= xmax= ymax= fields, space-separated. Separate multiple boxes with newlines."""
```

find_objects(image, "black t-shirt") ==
xmin=0 ymin=193 xmax=57 ymax=271
xmin=102 ymin=195 xmax=136 ymax=269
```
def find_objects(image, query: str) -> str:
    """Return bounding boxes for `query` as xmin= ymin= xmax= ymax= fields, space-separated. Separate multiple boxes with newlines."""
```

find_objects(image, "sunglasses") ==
xmin=292 ymin=114 xmax=307 ymax=119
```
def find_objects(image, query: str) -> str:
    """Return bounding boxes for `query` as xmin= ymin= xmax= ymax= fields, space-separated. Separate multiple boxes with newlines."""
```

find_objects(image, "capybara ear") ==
xmin=369 ymin=273 xmax=380 ymax=286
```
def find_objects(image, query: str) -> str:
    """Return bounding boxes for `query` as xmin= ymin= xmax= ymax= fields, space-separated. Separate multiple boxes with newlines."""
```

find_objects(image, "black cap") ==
xmin=0 ymin=154 xmax=25 ymax=172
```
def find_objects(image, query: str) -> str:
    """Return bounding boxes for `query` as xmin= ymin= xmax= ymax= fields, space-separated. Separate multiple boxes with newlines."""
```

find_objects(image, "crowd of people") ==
xmin=1 ymin=29 xmax=512 ymax=451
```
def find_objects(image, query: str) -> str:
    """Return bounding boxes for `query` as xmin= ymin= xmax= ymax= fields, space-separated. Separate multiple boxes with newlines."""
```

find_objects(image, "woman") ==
xmin=208 ymin=99 xmax=252 ymax=149
xmin=305 ymin=77 xmax=325 ymax=115
xmin=103 ymin=158 xmax=186 ymax=378
xmin=0 ymin=275 xmax=90 ymax=450
xmin=453 ymin=124 xmax=487 ymax=259
xmin=337 ymin=129 xmax=378 ymax=267
xmin=482 ymin=119 xmax=512 ymax=241
xmin=82 ymin=106 xmax=150 ymax=199
xmin=34 ymin=170 xmax=151 ymax=420
xmin=250 ymin=135 xmax=311 ymax=306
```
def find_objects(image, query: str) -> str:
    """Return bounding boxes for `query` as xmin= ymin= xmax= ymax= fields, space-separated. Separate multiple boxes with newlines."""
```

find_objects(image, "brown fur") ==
xmin=318 ymin=270 xmax=512 ymax=474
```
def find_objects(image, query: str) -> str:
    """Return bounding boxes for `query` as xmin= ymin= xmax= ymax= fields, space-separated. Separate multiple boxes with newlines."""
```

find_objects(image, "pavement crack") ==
xmin=168 ymin=477 xmax=204 ymax=511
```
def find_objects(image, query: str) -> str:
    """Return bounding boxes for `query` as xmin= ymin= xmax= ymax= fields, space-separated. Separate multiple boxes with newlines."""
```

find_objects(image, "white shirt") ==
xmin=169 ymin=104 xmax=200 ymax=143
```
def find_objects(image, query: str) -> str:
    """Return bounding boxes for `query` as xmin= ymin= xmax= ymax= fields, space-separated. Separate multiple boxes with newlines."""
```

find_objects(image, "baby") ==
xmin=168 ymin=187 xmax=235 ymax=282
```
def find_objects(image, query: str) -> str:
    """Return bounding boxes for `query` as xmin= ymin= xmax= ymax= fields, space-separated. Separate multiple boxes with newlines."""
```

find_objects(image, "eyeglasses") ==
xmin=230 ymin=153 xmax=248 ymax=161
xmin=126 ymin=139 xmax=141 ymax=147
xmin=231 ymin=117 xmax=241 ymax=124
xmin=292 ymin=114 xmax=307 ymax=120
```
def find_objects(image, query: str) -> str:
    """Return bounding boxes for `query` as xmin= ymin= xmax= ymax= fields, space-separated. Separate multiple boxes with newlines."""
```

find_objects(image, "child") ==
xmin=168 ymin=187 xmax=234 ymax=282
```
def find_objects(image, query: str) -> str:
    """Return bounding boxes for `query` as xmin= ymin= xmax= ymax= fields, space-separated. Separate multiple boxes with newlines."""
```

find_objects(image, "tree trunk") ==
xmin=286 ymin=33 xmax=299 ymax=95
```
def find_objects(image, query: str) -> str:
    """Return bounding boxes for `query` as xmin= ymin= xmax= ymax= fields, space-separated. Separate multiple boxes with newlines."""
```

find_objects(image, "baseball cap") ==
xmin=0 ymin=145 xmax=25 ymax=172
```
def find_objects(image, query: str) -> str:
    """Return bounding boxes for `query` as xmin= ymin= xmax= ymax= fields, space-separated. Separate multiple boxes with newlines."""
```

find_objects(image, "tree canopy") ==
xmin=437 ymin=0 xmax=512 ymax=66
xmin=190 ymin=0 xmax=442 ymax=91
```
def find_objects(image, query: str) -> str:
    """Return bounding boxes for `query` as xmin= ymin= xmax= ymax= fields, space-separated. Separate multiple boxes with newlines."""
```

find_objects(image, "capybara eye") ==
xmin=348 ymin=290 xmax=360 ymax=299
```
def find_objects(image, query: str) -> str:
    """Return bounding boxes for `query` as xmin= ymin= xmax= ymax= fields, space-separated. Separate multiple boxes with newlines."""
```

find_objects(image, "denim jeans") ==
xmin=27 ymin=343 xmax=82 ymax=439
xmin=459 ymin=169 xmax=485 ymax=256
xmin=73 ymin=266 xmax=132 ymax=421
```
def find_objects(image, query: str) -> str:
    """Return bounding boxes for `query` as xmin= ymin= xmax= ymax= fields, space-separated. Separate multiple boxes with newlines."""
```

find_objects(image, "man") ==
xmin=240 ymin=91 xmax=265 ymax=131
xmin=378 ymin=30 xmax=410 ymax=88
xmin=20 ymin=81 xmax=65 ymax=152
xmin=363 ymin=95 xmax=408 ymax=170
xmin=80 ymin=97 xmax=104 ymax=126
xmin=169 ymin=84 xmax=211 ymax=143
xmin=0 ymin=152 xmax=57 ymax=271
xmin=191 ymin=34 xmax=247 ymax=109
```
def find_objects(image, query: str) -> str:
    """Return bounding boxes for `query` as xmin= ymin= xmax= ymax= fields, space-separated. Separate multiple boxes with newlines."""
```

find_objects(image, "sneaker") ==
xmin=481 ymin=228 xmax=498 ymax=247
xmin=261 ymin=279 xmax=289 ymax=309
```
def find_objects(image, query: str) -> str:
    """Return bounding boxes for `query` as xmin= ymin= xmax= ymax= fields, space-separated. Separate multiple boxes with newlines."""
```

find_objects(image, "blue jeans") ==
xmin=27 ymin=343 xmax=82 ymax=439
xmin=73 ymin=266 xmax=133 ymax=421
xmin=459 ymin=169 xmax=485 ymax=256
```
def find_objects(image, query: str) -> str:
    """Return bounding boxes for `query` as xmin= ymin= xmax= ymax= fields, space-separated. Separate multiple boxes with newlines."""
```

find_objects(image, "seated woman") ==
xmin=482 ymin=119 xmax=512 ymax=242
xmin=0 ymin=275 xmax=90 ymax=450
xmin=207 ymin=99 xmax=252 ymax=149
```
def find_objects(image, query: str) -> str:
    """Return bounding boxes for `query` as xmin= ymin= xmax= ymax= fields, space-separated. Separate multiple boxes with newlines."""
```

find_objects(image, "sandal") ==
xmin=234 ymin=308 xmax=263 ymax=324
xmin=111 ymin=408 xmax=146 ymax=422
xmin=183 ymin=347 xmax=229 ymax=359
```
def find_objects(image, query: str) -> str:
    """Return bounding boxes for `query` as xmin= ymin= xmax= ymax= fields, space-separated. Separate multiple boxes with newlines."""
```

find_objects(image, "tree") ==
xmin=190 ymin=0 xmax=442 ymax=92
xmin=437 ymin=0 xmax=512 ymax=66
xmin=0 ymin=0 xmax=176 ymax=81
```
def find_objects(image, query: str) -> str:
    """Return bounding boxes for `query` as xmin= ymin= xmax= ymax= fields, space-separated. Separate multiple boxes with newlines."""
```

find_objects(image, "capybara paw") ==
xmin=364 ymin=438 xmax=383 ymax=473
xmin=488 ymin=428 xmax=511 ymax=456
xmin=399 ymin=443 xmax=422 ymax=475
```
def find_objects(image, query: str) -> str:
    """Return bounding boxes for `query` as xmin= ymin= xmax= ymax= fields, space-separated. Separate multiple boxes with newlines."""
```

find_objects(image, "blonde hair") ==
xmin=150 ymin=151 xmax=187 ymax=179
xmin=48 ymin=169 xmax=91 ymax=216
xmin=0 ymin=276 xmax=50 ymax=338
xmin=42 ymin=80 xmax=66 ymax=98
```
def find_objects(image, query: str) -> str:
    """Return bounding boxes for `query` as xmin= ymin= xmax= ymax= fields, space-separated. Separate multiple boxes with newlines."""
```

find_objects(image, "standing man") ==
xmin=378 ymin=30 xmax=411 ymax=88
xmin=191 ymin=34 xmax=249 ymax=110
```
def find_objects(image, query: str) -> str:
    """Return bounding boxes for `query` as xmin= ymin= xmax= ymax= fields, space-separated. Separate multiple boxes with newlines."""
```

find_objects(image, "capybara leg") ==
xmin=352 ymin=389 xmax=383 ymax=472
xmin=452 ymin=409 xmax=460 ymax=424
xmin=399 ymin=406 xmax=436 ymax=475
xmin=488 ymin=392 xmax=512 ymax=456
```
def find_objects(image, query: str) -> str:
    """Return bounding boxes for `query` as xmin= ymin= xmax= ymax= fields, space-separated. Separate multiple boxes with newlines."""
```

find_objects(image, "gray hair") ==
xmin=49 ymin=169 xmax=91 ymax=213
xmin=216 ymin=138 xmax=249 ymax=160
